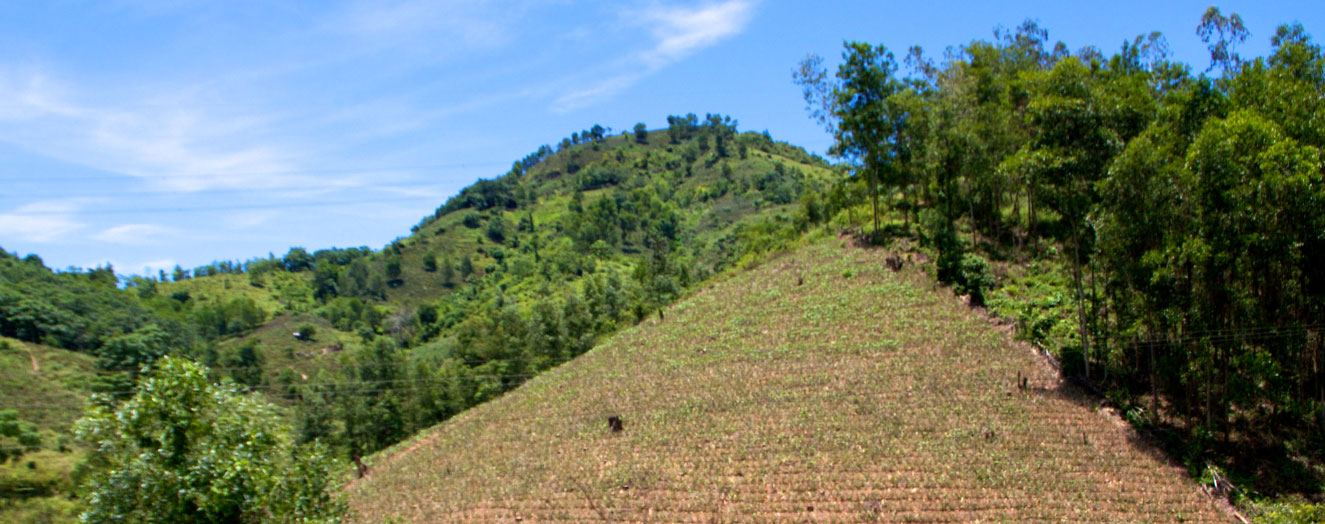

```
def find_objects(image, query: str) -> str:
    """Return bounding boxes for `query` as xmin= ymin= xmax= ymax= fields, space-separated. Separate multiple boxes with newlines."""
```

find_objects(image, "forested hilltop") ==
xmin=0 ymin=117 xmax=834 ymax=522
xmin=794 ymin=7 xmax=1324 ymax=518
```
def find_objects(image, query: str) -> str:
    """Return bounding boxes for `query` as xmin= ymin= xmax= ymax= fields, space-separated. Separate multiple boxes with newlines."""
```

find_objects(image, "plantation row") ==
xmin=346 ymin=239 xmax=1228 ymax=523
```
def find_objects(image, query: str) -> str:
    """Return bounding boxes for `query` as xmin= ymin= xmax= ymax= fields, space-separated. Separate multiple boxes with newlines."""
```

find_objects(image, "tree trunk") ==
xmin=1090 ymin=259 xmax=1104 ymax=373
xmin=870 ymin=175 xmax=880 ymax=238
xmin=1206 ymin=342 xmax=1214 ymax=432
xmin=1223 ymin=335 xmax=1233 ymax=444
xmin=1027 ymin=184 xmax=1037 ymax=248
xmin=1012 ymin=188 xmax=1022 ymax=255
xmin=1150 ymin=334 xmax=1159 ymax=421
xmin=1072 ymin=225 xmax=1090 ymax=380
xmin=969 ymin=195 xmax=977 ymax=247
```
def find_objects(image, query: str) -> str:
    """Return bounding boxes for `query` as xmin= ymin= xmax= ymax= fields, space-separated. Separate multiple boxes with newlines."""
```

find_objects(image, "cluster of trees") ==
xmin=561 ymin=123 xmax=609 ymax=151
xmin=0 ymin=254 xmax=195 ymax=368
xmin=292 ymin=276 xmax=631 ymax=460
xmin=276 ymin=246 xmax=396 ymax=303
xmin=798 ymin=9 xmax=1324 ymax=477
xmin=665 ymin=113 xmax=739 ymax=158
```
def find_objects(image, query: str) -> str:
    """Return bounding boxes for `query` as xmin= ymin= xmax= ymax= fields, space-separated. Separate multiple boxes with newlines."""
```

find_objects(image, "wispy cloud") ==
xmin=325 ymin=0 xmax=533 ymax=54
xmin=552 ymin=0 xmax=757 ymax=112
xmin=0 ymin=200 xmax=86 ymax=243
xmin=642 ymin=0 xmax=757 ymax=66
xmin=0 ymin=68 xmax=304 ymax=193
xmin=92 ymin=223 xmax=175 ymax=245
xmin=551 ymin=71 xmax=647 ymax=114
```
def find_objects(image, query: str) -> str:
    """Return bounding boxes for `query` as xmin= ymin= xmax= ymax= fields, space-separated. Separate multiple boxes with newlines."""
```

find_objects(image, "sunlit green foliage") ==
xmin=75 ymin=357 xmax=344 ymax=524
xmin=799 ymin=12 xmax=1325 ymax=511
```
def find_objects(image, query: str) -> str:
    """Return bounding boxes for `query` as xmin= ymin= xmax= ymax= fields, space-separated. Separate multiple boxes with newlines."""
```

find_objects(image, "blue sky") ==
xmin=0 ymin=1 xmax=1318 ymax=277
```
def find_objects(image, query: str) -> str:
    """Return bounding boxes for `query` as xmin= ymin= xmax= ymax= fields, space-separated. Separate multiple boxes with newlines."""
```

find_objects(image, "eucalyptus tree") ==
xmin=795 ymin=42 xmax=907 ymax=237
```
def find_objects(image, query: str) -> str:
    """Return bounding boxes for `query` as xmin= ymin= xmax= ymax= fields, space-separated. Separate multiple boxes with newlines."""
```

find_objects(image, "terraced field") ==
xmin=346 ymin=237 xmax=1231 ymax=523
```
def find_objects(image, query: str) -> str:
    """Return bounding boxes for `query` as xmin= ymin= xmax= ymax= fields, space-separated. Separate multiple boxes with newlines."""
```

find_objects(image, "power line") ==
xmin=0 ymin=162 xmax=510 ymax=184
xmin=53 ymin=356 xmax=582 ymax=377
xmin=1128 ymin=322 xmax=1325 ymax=348
xmin=4 ymin=196 xmax=444 ymax=216
xmin=2 ymin=181 xmax=458 ymax=199
xmin=0 ymin=372 xmax=543 ymax=400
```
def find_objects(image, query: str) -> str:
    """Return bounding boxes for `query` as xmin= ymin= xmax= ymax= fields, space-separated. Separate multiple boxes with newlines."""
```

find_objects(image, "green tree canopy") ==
xmin=75 ymin=357 xmax=345 ymax=524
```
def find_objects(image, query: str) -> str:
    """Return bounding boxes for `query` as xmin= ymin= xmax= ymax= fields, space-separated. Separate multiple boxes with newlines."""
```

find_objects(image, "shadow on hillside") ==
xmin=1025 ymin=378 xmax=1323 ymax=499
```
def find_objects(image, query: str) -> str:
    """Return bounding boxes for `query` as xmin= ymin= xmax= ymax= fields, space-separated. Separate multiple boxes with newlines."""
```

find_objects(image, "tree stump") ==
xmin=886 ymin=254 xmax=904 ymax=272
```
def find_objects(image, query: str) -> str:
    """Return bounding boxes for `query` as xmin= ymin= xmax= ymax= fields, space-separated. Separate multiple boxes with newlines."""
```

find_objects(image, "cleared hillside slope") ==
xmin=346 ymin=236 xmax=1230 ymax=523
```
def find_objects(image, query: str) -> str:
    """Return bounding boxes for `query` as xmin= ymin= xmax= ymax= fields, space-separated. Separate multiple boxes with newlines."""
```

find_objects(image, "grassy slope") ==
xmin=346 ymin=235 xmax=1230 ymax=523
xmin=0 ymin=338 xmax=92 ymax=523
xmin=156 ymin=267 xmax=315 ymax=317
xmin=0 ymin=337 xmax=96 ymax=432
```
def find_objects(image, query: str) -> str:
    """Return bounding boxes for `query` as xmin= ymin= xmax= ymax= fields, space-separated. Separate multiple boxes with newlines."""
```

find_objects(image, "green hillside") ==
xmin=0 ymin=116 xmax=838 ymax=522
xmin=345 ymin=236 xmax=1231 ymax=523
xmin=0 ymin=338 xmax=94 ymax=523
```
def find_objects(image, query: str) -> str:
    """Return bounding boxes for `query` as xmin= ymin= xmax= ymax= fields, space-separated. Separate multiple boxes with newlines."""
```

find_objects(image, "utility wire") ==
xmin=5 ymin=196 xmax=443 ymax=216
xmin=0 ymin=372 xmax=546 ymax=402
xmin=70 ymin=356 xmax=581 ymax=376
xmin=1 ymin=162 xmax=510 ymax=183
xmin=1128 ymin=323 xmax=1325 ymax=348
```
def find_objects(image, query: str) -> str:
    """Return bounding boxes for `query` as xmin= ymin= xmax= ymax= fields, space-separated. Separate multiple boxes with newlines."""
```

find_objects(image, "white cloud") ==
xmin=0 ymin=200 xmax=86 ymax=243
xmin=92 ymin=223 xmax=175 ymax=245
xmin=641 ymin=0 xmax=757 ymax=66
xmin=552 ymin=0 xmax=757 ymax=112
xmin=552 ymin=71 xmax=646 ymax=113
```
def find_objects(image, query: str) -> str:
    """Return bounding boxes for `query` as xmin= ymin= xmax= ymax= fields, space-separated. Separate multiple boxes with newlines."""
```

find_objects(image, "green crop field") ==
xmin=345 ymin=236 xmax=1231 ymax=523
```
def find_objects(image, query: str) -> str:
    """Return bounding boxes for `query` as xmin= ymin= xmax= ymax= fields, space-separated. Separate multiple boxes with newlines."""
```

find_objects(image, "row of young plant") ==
xmin=796 ymin=9 xmax=1325 ymax=513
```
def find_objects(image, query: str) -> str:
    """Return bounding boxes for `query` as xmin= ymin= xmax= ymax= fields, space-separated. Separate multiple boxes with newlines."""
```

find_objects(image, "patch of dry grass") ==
xmin=346 ymin=238 xmax=1231 ymax=523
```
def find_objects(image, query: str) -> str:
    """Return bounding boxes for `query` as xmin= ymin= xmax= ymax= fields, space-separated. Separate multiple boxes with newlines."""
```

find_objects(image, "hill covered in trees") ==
xmin=0 ymin=115 xmax=835 ymax=522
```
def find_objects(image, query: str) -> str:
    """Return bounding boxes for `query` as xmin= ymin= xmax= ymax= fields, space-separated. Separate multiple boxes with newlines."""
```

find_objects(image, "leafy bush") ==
xmin=485 ymin=215 xmax=507 ymax=244
xmin=75 ymin=357 xmax=345 ymax=524
xmin=955 ymin=253 xmax=996 ymax=306
xmin=296 ymin=323 xmax=317 ymax=342
xmin=0 ymin=409 xmax=40 ymax=462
